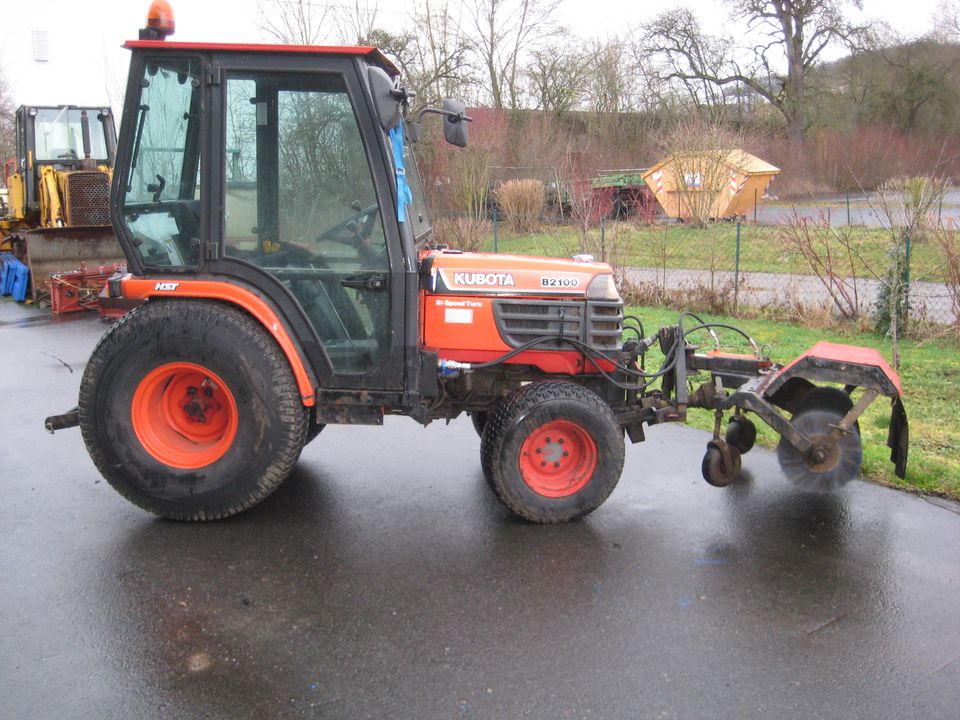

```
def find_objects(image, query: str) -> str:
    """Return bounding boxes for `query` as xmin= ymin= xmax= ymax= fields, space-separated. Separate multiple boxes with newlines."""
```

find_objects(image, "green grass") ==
xmin=625 ymin=305 xmax=960 ymax=499
xmin=485 ymin=223 xmax=948 ymax=283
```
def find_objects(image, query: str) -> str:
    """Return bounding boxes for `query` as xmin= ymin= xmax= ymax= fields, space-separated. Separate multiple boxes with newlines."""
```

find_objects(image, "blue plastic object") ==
xmin=0 ymin=253 xmax=15 ymax=295
xmin=10 ymin=261 xmax=29 ymax=301
xmin=0 ymin=253 xmax=30 ymax=301
xmin=389 ymin=121 xmax=413 ymax=223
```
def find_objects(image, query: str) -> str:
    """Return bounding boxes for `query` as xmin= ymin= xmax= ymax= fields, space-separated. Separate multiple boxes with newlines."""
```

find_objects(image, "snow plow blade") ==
xmin=12 ymin=226 xmax=125 ymax=301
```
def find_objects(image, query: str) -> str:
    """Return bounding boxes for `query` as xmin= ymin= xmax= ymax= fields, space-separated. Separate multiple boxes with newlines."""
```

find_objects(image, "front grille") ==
xmin=63 ymin=172 xmax=111 ymax=226
xmin=494 ymin=299 xmax=623 ymax=353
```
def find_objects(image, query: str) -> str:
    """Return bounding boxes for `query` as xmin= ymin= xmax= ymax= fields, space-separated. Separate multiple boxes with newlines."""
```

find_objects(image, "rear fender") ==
xmin=119 ymin=276 xmax=317 ymax=407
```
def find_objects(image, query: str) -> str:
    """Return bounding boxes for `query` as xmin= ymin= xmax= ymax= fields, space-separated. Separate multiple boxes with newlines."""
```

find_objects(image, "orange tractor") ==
xmin=46 ymin=3 xmax=908 ymax=523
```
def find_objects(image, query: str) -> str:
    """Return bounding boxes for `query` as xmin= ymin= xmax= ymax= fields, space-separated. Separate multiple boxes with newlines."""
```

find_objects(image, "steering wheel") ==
xmin=318 ymin=202 xmax=379 ymax=247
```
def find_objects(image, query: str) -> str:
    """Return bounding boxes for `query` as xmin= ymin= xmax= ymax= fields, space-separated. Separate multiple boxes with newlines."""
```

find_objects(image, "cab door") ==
xmin=210 ymin=55 xmax=405 ymax=391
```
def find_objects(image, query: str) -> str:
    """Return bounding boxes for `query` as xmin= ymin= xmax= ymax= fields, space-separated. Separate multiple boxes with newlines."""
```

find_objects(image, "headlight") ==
xmin=586 ymin=273 xmax=620 ymax=301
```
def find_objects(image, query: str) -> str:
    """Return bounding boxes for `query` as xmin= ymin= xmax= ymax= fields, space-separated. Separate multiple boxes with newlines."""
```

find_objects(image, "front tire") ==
xmin=79 ymin=299 xmax=308 ymax=520
xmin=481 ymin=381 xmax=624 ymax=523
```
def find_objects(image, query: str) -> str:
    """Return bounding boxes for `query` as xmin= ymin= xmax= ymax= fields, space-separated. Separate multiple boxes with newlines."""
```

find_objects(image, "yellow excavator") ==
xmin=1 ymin=104 xmax=126 ymax=301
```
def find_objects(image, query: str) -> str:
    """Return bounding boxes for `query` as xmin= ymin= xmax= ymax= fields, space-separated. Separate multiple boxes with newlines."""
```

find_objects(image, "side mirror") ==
xmin=441 ymin=99 xmax=468 ymax=148
xmin=367 ymin=67 xmax=401 ymax=131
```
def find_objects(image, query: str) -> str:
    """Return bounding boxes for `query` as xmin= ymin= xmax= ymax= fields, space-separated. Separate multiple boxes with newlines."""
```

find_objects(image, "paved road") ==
xmin=624 ymin=266 xmax=957 ymax=325
xmin=756 ymin=189 xmax=960 ymax=228
xmin=2 ymin=300 xmax=959 ymax=719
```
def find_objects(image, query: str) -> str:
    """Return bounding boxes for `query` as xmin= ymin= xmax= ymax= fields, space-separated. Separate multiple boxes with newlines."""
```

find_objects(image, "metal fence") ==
xmin=437 ymin=209 xmax=960 ymax=333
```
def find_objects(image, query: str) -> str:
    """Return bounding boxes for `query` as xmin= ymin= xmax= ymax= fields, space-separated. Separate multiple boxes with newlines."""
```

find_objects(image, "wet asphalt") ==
xmin=1 ymin=299 xmax=959 ymax=720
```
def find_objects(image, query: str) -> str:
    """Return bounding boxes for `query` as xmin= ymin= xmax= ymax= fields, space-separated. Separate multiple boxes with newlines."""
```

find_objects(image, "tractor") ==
xmin=45 ymin=1 xmax=907 ymax=524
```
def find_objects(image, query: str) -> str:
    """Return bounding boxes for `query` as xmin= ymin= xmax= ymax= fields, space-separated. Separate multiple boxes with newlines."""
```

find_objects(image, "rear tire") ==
xmin=481 ymin=381 xmax=624 ymax=523
xmin=79 ymin=299 xmax=308 ymax=520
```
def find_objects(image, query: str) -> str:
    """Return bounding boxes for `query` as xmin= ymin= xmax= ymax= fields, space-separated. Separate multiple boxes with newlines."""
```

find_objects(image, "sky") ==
xmin=0 ymin=0 xmax=949 ymax=109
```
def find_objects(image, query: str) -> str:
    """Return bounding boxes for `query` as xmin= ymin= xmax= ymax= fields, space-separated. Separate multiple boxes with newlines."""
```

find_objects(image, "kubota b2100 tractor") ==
xmin=46 ymin=3 xmax=908 ymax=523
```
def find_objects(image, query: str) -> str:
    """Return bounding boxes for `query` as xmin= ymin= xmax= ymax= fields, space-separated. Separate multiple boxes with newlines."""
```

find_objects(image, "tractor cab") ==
xmin=110 ymin=35 xmax=460 ymax=397
xmin=109 ymin=0 xmax=473 ymax=402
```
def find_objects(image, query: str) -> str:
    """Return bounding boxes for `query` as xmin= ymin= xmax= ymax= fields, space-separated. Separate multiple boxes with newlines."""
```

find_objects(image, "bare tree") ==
xmin=933 ymin=0 xmax=960 ymax=42
xmin=525 ymin=41 xmax=592 ymax=115
xmin=337 ymin=0 xmax=381 ymax=45
xmin=0 ymin=62 xmax=15 ymax=168
xmin=584 ymin=39 xmax=638 ymax=115
xmin=466 ymin=0 xmax=560 ymax=110
xmin=257 ymin=0 xmax=333 ymax=45
xmin=642 ymin=1 xmax=872 ymax=146
xmin=400 ymin=1 xmax=475 ymax=106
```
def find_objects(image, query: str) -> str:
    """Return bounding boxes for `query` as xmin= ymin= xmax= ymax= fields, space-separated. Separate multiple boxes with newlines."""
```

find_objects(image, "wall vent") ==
xmin=32 ymin=30 xmax=49 ymax=62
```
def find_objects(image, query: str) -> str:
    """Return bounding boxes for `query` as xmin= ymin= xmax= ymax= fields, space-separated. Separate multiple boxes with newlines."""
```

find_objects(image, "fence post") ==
xmin=753 ymin=188 xmax=758 ymax=224
xmin=600 ymin=217 xmax=606 ymax=263
xmin=734 ymin=222 xmax=742 ymax=316
xmin=846 ymin=191 xmax=851 ymax=226
xmin=492 ymin=208 xmax=499 ymax=253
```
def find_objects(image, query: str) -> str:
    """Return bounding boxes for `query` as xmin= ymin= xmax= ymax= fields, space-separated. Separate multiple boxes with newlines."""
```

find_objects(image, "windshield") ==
xmin=119 ymin=56 xmax=203 ymax=269
xmin=34 ymin=107 xmax=110 ymax=161
xmin=403 ymin=138 xmax=431 ymax=242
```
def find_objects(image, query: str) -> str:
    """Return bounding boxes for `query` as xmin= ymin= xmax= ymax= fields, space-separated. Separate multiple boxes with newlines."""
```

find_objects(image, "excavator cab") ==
xmin=5 ymin=105 xmax=117 ymax=226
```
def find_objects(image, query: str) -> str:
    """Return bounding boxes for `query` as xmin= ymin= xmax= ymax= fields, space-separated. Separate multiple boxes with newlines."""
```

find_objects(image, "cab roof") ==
xmin=123 ymin=40 xmax=399 ymax=76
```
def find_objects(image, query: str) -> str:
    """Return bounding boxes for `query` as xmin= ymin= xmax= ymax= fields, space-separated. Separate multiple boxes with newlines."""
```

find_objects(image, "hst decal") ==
xmin=154 ymin=282 xmax=180 ymax=291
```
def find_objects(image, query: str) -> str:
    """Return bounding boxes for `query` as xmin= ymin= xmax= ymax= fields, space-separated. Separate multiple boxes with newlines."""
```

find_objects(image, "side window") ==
xmin=120 ymin=57 xmax=202 ymax=269
xmin=224 ymin=71 xmax=390 ymax=374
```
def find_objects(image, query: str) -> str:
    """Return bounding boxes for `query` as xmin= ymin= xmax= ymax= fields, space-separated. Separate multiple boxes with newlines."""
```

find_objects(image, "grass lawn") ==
xmin=624 ymin=305 xmax=960 ymax=500
xmin=485 ymin=223 xmax=948 ymax=283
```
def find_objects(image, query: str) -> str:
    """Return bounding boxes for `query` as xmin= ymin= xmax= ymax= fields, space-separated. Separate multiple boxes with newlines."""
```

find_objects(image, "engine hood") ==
xmin=420 ymin=249 xmax=614 ymax=298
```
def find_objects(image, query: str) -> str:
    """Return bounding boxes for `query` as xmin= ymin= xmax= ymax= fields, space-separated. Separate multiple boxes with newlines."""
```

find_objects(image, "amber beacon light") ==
xmin=142 ymin=0 xmax=176 ymax=39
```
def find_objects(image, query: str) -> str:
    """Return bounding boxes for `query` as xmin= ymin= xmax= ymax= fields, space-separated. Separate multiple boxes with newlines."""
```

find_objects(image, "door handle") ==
xmin=341 ymin=274 xmax=387 ymax=291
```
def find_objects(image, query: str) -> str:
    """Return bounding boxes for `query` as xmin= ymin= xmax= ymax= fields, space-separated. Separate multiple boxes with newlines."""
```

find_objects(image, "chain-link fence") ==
xmin=433 ymin=207 xmax=960 ymax=336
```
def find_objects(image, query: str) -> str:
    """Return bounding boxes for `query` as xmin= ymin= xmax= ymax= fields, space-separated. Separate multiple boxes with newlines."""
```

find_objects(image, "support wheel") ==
xmin=79 ymin=300 xmax=308 ymax=520
xmin=480 ymin=381 xmax=624 ymax=523
xmin=725 ymin=415 xmax=756 ymax=454
xmin=701 ymin=441 xmax=742 ymax=487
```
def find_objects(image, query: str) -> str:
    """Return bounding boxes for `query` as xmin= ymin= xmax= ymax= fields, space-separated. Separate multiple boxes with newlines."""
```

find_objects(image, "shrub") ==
xmin=432 ymin=216 xmax=490 ymax=253
xmin=494 ymin=179 xmax=545 ymax=234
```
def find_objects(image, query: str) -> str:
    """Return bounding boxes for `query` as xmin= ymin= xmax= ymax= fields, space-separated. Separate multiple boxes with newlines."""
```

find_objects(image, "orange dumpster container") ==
xmin=641 ymin=150 xmax=780 ymax=220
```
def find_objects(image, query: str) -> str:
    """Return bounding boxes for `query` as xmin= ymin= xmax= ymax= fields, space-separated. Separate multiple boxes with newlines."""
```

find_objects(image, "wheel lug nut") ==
xmin=554 ymin=462 xmax=560 ymax=468
xmin=563 ymin=451 xmax=569 ymax=457
xmin=558 ymin=438 xmax=565 ymax=445
xmin=545 ymin=437 xmax=551 ymax=443
xmin=535 ymin=448 xmax=542 ymax=454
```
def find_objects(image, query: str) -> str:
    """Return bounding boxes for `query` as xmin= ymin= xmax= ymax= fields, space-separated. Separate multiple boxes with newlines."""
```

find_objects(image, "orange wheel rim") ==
xmin=131 ymin=362 xmax=238 ymax=469
xmin=519 ymin=419 xmax=598 ymax=498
